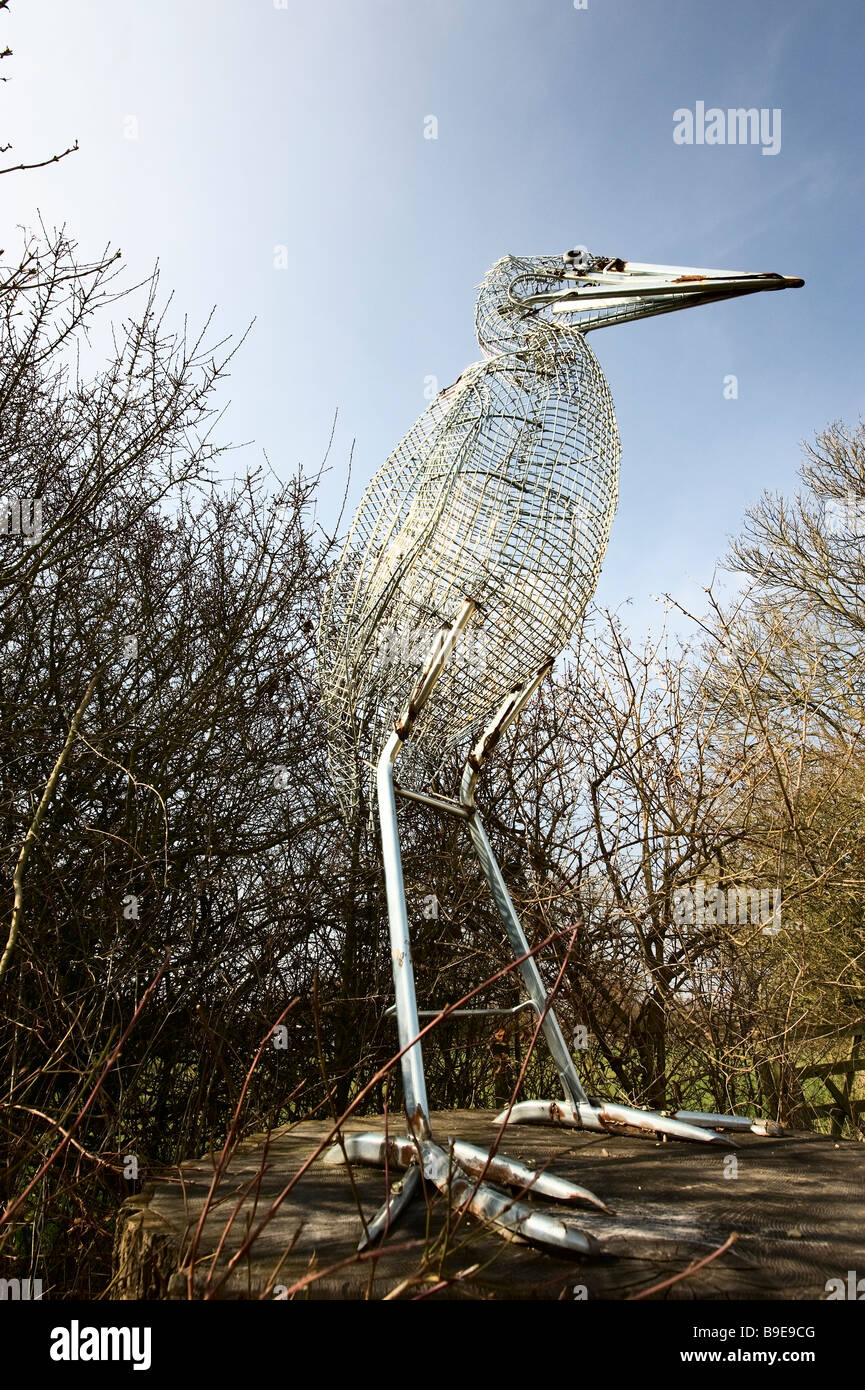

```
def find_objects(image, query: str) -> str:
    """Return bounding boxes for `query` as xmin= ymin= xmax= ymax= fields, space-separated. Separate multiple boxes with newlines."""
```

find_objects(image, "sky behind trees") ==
xmin=4 ymin=0 xmax=864 ymax=635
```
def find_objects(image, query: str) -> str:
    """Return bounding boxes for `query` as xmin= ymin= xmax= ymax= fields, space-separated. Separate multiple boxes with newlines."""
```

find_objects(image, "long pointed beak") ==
xmin=531 ymin=259 xmax=804 ymax=331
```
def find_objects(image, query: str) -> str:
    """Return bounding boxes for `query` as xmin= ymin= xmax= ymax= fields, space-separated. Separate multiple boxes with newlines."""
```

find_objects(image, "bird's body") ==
xmin=319 ymin=255 xmax=620 ymax=816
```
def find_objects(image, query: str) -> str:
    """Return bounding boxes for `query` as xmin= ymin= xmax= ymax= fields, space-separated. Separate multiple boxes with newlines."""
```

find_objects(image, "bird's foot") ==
xmin=494 ymin=1099 xmax=784 ymax=1144
xmin=322 ymin=1131 xmax=607 ymax=1256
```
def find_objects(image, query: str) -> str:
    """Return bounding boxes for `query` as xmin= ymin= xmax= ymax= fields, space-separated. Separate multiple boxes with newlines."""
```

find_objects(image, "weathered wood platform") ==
xmin=112 ymin=1110 xmax=865 ymax=1300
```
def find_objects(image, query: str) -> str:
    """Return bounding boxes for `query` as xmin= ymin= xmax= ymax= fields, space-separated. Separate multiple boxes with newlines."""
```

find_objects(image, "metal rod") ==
xmin=377 ymin=598 xmax=477 ymax=1142
xmin=396 ymin=598 xmax=476 ymax=736
xmin=393 ymin=784 xmax=471 ymax=818
xmin=461 ymin=809 xmax=591 ymax=1110
xmin=493 ymin=1098 xmax=737 ymax=1146
xmin=459 ymin=670 xmax=592 ymax=1110
xmin=673 ymin=1109 xmax=783 ymax=1137
xmin=385 ymin=1000 xmax=538 ymax=1019
xmin=357 ymin=1164 xmax=422 ymax=1252
xmin=463 ymin=662 xmax=552 ymax=779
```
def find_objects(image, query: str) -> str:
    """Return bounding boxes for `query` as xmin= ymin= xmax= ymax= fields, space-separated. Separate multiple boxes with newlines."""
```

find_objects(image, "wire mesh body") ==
xmin=318 ymin=256 xmax=621 ymax=817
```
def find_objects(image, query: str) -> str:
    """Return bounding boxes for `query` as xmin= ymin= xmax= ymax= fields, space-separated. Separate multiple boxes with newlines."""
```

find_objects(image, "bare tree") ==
xmin=0 ymin=232 xmax=343 ymax=1294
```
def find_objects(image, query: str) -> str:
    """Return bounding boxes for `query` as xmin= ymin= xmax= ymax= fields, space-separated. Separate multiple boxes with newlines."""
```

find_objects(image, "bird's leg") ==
xmin=326 ymin=601 xmax=605 ymax=1256
xmin=460 ymin=673 xmax=779 ymax=1145
xmin=376 ymin=599 xmax=480 ymax=1143
xmin=459 ymin=663 xmax=592 ymax=1114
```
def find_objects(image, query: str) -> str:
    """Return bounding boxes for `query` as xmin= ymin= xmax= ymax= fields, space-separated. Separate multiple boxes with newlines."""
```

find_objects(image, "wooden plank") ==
xmin=801 ymin=1060 xmax=865 ymax=1081
xmin=112 ymin=1110 xmax=865 ymax=1300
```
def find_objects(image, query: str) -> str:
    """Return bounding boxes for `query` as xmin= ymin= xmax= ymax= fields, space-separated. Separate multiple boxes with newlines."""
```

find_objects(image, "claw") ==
xmin=495 ymin=1099 xmax=738 ymax=1146
xmin=358 ymin=1164 xmax=423 ymax=1251
xmin=449 ymin=1138 xmax=612 ymax=1213
xmin=673 ymin=1110 xmax=784 ymax=1138
xmin=322 ymin=1132 xmax=420 ymax=1170
xmin=494 ymin=1100 xmax=584 ymax=1129
xmin=421 ymin=1141 xmax=600 ymax=1257
xmin=597 ymin=1101 xmax=738 ymax=1146
xmin=323 ymin=1131 xmax=601 ymax=1256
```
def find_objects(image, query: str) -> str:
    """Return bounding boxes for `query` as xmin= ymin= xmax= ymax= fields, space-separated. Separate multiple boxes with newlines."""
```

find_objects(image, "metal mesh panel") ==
xmin=318 ymin=255 xmax=621 ymax=818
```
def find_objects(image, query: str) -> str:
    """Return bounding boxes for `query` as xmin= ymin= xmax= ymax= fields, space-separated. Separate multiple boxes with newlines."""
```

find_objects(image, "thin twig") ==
xmin=0 ymin=954 xmax=170 ymax=1230
xmin=627 ymin=1232 xmax=738 ymax=1300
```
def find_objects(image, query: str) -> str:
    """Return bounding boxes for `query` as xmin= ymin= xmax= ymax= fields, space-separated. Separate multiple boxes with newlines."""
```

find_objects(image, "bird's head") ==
xmin=475 ymin=249 xmax=803 ymax=356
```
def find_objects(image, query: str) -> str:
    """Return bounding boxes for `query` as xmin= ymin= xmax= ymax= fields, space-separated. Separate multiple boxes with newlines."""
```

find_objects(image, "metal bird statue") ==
xmin=318 ymin=248 xmax=803 ymax=1255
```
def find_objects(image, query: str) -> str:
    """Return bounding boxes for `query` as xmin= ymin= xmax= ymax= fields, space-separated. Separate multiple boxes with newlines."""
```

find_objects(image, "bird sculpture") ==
xmin=319 ymin=248 xmax=803 ymax=1255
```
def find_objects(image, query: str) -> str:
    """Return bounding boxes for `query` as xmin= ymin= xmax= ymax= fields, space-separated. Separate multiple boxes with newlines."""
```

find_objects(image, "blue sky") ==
xmin=4 ymin=0 xmax=864 ymax=638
